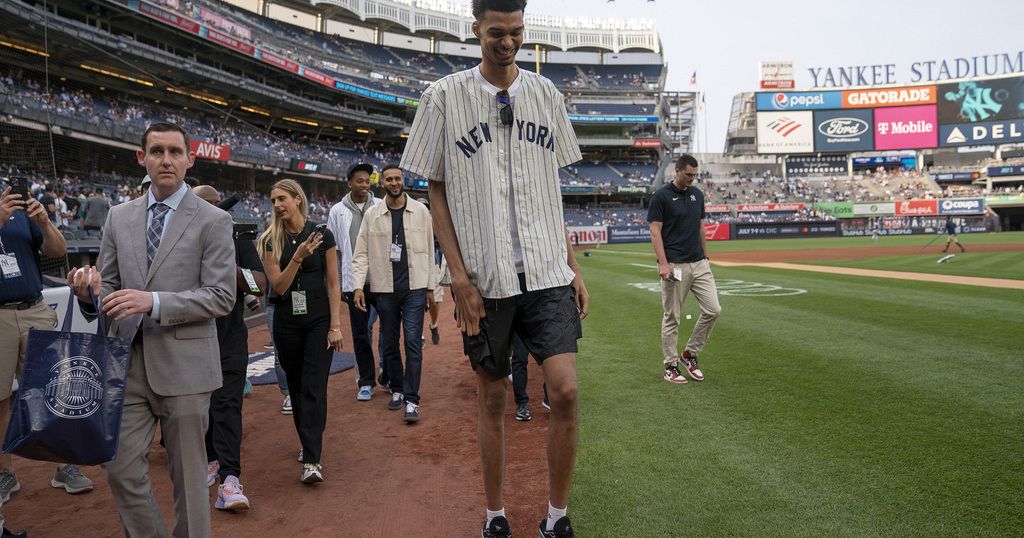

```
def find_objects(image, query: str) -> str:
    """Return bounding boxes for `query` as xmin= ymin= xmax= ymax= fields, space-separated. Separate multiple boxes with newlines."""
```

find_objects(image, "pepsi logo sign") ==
xmin=772 ymin=93 xmax=826 ymax=110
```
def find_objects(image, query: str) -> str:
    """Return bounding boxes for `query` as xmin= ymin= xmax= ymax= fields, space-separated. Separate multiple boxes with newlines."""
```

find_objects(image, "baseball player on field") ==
xmin=400 ymin=1 xmax=589 ymax=536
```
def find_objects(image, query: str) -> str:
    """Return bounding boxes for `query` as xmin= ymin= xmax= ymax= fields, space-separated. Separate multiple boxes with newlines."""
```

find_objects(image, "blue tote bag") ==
xmin=2 ymin=289 xmax=130 ymax=465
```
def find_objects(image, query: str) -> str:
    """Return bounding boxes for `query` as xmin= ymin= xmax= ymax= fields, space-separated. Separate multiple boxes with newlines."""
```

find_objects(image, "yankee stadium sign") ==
xmin=809 ymin=51 xmax=1023 ymax=88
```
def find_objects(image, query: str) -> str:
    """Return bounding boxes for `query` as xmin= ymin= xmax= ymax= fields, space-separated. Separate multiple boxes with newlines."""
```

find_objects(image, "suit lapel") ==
xmin=145 ymin=190 xmax=199 ymax=286
xmin=129 ymin=197 xmax=149 ymax=283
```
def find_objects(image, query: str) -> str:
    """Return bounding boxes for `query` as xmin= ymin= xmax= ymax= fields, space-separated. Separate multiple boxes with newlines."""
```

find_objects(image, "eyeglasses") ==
xmin=497 ymin=90 xmax=513 ymax=127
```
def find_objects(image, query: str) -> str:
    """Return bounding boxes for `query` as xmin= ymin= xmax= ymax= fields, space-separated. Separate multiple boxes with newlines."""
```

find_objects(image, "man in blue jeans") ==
xmin=352 ymin=165 xmax=438 ymax=423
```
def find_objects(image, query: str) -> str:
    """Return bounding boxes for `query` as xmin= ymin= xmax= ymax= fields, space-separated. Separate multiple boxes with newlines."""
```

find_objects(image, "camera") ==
xmin=313 ymin=223 xmax=327 ymax=236
xmin=233 ymin=223 xmax=258 ymax=241
xmin=7 ymin=175 xmax=29 ymax=205
xmin=243 ymin=294 xmax=261 ymax=312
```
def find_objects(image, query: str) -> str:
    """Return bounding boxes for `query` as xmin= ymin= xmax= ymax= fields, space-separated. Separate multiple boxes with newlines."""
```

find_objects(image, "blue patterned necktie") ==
xmin=147 ymin=202 xmax=170 ymax=268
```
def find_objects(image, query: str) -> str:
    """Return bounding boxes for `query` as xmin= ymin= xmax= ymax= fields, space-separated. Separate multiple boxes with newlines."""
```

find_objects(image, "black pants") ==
xmin=205 ymin=344 xmax=246 ymax=482
xmin=345 ymin=291 xmax=377 ymax=388
xmin=510 ymin=336 xmax=549 ymax=406
xmin=274 ymin=297 xmax=331 ymax=464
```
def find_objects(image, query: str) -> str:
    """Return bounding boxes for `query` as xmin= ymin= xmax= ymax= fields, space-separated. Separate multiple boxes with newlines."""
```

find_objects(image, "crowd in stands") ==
xmin=5 ymin=74 xmax=403 ymax=177
xmin=154 ymin=0 xmax=662 ymax=97
xmin=564 ymin=207 xmax=646 ymax=227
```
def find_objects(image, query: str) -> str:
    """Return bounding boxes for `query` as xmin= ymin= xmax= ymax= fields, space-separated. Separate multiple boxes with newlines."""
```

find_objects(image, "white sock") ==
xmin=547 ymin=504 xmax=567 ymax=530
xmin=486 ymin=507 xmax=506 ymax=526
xmin=430 ymin=322 xmax=438 ymax=329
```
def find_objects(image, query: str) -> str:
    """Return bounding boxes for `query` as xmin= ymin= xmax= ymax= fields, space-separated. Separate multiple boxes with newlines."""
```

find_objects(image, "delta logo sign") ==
xmin=939 ymin=119 xmax=1024 ymax=147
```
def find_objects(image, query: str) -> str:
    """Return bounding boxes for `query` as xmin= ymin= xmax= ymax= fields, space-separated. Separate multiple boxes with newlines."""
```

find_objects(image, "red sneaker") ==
xmin=663 ymin=364 xmax=688 ymax=384
xmin=681 ymin=351 xmax=704 ymax=381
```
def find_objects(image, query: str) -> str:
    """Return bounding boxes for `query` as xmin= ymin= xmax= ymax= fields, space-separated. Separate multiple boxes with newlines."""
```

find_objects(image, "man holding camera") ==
xmin=352 ymin=165 xmax=437 ymax=423
xmin=0 ymin=180 xmax=79 ymax=538
xmin=193 ymin=185 xmax=265 ymax=512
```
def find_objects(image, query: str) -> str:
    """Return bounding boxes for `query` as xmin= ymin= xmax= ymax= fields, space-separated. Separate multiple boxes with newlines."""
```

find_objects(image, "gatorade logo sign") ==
xmin=842 ymin=86 xmax=936 ymax=108
xmin=189 ymin=141 xmax=231 ymax=162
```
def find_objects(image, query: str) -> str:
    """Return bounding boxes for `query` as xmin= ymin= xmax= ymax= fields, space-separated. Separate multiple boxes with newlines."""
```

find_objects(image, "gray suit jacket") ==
xmin=95 ymin=188 xmax=235 ymax=396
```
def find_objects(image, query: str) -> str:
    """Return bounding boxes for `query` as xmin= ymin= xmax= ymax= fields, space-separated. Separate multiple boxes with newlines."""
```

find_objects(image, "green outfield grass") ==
xmin=671 ymin=230 xmax=1024 ymax=253
xmin=570 ymin=242 xmax=1023 ymax=537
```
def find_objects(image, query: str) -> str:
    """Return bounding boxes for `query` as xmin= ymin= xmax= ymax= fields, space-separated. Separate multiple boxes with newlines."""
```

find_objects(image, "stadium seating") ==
xmin=571 ymin=103 xmax=652 ymax=116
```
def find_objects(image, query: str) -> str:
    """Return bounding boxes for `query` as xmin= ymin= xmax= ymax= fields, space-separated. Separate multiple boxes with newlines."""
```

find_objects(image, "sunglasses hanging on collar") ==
xmin=496 ymin=90 xmax=513 ymax=127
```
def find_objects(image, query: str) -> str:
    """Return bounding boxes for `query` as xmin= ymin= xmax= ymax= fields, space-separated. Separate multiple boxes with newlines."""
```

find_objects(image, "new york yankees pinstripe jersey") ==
xmin=401 ymin=67 xmax=583 ymax=299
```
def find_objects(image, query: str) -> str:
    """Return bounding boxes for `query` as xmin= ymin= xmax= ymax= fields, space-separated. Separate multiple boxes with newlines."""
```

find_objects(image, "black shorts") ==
xmin=462 ymin=275 xmax=582 ymax=379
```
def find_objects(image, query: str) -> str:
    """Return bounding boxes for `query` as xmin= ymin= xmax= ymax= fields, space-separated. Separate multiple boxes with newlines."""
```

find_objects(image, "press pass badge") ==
xmin=672 ymin=267 xmax=683 ymax=282
xmin=390 ymin=242 xmax=402 ymax=262
xmin=292 ymin=290 xmax=308 ymax=315
xmin=0 ymin=253 xmax=22 ymax=279
xmin=241 ymin=268 xmax=260 ymax=293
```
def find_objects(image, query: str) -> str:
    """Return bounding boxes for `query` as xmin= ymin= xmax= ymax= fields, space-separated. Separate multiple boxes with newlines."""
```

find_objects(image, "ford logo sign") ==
xmin=818 ymin=118 xmax=869 ymax=138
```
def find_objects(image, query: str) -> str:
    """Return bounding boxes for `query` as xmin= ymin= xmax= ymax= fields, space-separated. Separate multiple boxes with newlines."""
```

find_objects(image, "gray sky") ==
xmin=489 ymin=0 xmax=1024 ymax=152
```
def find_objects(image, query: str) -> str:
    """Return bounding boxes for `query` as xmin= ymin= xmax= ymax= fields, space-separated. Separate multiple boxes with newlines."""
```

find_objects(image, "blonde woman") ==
xmin=258 ymin=179 xmax=343 ymax=484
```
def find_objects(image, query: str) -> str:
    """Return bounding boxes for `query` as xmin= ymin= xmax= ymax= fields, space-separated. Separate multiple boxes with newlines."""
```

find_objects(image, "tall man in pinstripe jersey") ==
xmin=401 ymin=1 xmax=589 ymax=537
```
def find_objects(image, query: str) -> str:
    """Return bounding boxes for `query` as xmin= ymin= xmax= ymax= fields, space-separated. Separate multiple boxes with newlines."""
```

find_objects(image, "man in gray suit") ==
xmin=68 ymin=122 xmax=235 ymax=538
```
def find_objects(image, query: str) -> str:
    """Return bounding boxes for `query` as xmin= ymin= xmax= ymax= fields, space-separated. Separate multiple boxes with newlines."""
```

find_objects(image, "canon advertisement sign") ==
xmin=938 ymin=198 xmax=984 ymax=215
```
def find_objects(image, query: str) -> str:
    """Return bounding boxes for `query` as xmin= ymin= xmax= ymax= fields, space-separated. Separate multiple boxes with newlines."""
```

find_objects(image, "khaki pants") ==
xmin=0 ymin=301 xmax=58 ymax=400
xmin=660 ymin=259 xmax=721 ymax=365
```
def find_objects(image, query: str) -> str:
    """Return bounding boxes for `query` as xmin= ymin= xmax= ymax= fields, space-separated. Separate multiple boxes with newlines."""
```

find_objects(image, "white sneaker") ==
xmin=206 ymin=460 xmax=219 ymax=487
xmin=281 ymin=395 xmax=293 ymax=415
xmin=301 ymin=463 xmax=323 ymax=484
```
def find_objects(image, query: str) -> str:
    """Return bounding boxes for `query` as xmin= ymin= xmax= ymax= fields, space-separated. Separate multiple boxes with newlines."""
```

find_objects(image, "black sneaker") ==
xmin=430 ymin=324 xmax=440 ymax=345
xmin=538 ymin=516 xmax=574 ymax=537
xmin=541 ymin=397 xmax=551 ymax=411
xmin=388 ymin=392 xmax=405 ymax=410
xmin=1 ymin=527 xmax=27 ymax=538
xmin=482 ymin=515 xmax=511 ymax=538
xmin=403 ymin=402 xmax=420 ymax=423
xmin=515 ymin=403 xmax=532 ymax=421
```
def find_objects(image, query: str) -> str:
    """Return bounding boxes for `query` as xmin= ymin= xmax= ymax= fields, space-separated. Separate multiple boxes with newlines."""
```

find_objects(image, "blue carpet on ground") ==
xmin=246 ymin=351 xmax=355 ymax=385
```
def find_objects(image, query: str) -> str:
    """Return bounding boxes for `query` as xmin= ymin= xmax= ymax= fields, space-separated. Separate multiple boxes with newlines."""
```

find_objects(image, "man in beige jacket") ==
xmin=353 ymin=164 xmax=438 ymax=423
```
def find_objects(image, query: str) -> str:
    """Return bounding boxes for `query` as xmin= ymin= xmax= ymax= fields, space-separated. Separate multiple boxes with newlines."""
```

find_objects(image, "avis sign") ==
xmin=189 ymin=141 xmax=231 ymax=162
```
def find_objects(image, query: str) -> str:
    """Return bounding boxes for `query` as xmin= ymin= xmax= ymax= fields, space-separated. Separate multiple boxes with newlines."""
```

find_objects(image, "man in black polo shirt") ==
xmin=647 ymin=154 xmax=721 ymax=384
